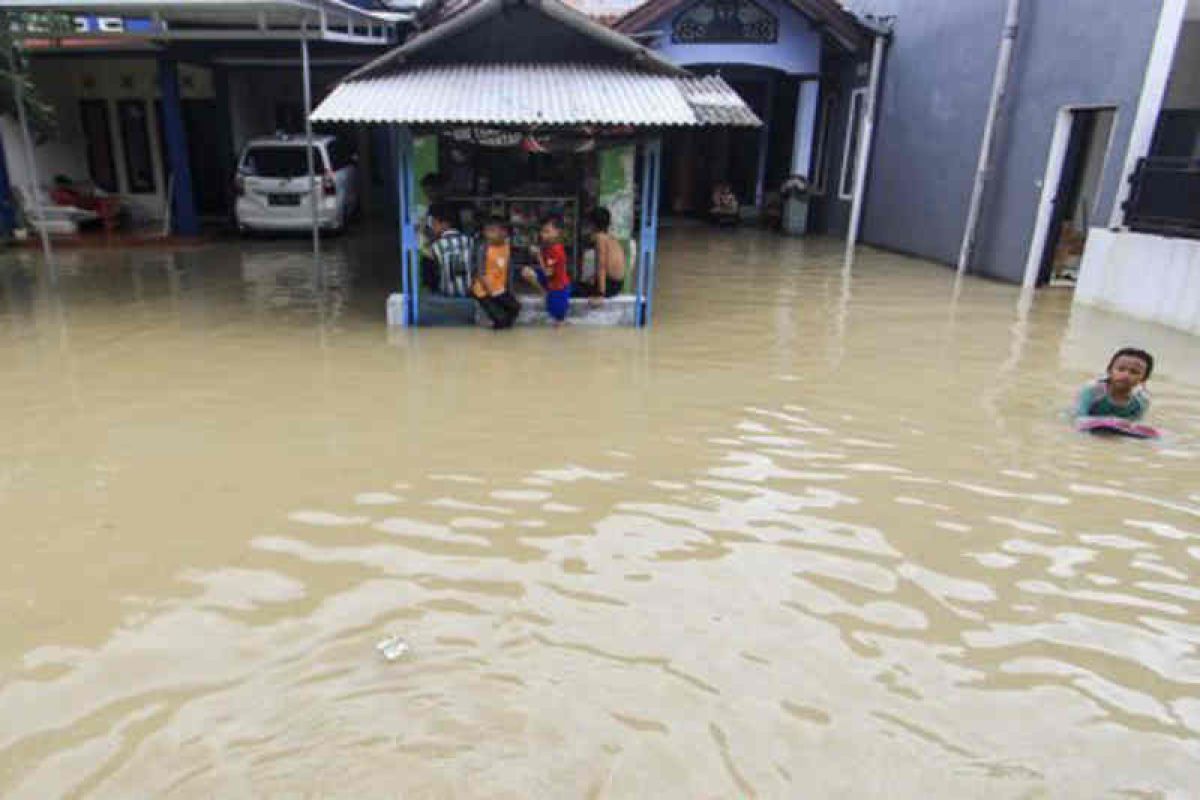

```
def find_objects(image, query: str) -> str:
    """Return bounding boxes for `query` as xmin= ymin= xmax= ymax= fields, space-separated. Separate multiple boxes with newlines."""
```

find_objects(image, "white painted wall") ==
xmin=1 ymin=58 xmax=213 ymax=224
xmin=1075 ymin=229 xmax=1200 ymax=335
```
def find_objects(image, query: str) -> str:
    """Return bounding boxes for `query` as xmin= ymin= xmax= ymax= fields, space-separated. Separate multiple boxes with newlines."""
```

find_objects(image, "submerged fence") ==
xmin=1123 ymin=157 xmax=1200 ymax=239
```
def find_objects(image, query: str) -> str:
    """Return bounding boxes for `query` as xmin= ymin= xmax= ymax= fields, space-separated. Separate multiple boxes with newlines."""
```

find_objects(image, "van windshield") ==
xmin=241 ymin=146 xmax=324 ymax=178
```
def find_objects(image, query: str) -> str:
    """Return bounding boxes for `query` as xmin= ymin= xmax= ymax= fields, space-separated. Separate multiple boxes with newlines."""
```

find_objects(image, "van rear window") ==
xmin=241 ymin=146 xmax=324 ymax=178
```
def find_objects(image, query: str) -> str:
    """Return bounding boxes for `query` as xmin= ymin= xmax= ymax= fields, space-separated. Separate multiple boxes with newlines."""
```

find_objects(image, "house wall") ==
xmin=841 ymin=0 xmax=1164 ymax=283
xmin=2 ymin=57 xmax=214 ymax=223
xmin=1074 ymin=229 xmax=1200 ymax=335
xmin=638 ymin=0 xmax=823 ymax=74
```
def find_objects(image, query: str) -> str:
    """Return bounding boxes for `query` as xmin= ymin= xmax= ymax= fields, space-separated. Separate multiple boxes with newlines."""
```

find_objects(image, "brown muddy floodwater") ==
xmin=1 ymin=228 xmax=1198 ymax=798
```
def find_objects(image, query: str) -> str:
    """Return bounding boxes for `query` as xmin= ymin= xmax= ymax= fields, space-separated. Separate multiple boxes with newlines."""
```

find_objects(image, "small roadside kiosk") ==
xmin=310 ymin=0 xmax=759 ymax=327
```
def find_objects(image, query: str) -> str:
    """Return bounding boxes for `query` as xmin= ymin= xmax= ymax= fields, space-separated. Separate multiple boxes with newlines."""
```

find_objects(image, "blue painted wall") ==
xmin=841 ymin=0 xmax=1164 ymax=283
xmin=640 ymin=0 xmax=823 ymax=75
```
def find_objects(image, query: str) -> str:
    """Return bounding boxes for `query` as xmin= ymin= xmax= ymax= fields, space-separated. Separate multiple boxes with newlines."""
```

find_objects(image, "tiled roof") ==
xmin=311 ymin=63 xmax=760 ymax=127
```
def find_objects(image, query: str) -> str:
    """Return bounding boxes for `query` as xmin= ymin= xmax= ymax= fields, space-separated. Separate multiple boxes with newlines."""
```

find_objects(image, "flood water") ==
xmin=1 ymin=229 xmax=1198 ymax=797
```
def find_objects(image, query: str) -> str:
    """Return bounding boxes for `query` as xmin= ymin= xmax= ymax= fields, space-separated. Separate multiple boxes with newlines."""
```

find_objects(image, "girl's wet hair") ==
xmin=1108 ymin=347 xmax=1154 ymax=380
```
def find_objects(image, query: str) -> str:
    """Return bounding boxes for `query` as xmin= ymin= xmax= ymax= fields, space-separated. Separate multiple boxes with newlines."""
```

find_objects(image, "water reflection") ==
xmin=0 ymin=231 xmax=1197 ymax=796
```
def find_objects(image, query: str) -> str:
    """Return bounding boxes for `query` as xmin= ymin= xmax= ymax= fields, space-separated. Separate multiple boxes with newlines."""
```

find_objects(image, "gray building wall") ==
xmin=842 ymin=0 xmax=1164 ymax=283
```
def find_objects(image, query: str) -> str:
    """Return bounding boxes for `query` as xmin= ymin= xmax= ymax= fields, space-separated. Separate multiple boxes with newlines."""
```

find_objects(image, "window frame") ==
xmin=838 ymin=87 xmax=867 ymax=202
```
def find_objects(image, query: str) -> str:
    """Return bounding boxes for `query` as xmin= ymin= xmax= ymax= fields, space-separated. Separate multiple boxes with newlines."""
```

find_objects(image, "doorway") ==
xmin=1026 ymin=107 xmax=1117 ymax=287
xmin=79 ymin=99 xmax=118 ymax=193
xmin=156 ymin=99 xmax=226 ymax=218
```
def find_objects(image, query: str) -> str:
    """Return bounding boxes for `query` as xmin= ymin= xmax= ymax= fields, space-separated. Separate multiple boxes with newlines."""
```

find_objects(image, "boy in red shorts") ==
xmin=521 ymin=216 xmax=572 ymax=326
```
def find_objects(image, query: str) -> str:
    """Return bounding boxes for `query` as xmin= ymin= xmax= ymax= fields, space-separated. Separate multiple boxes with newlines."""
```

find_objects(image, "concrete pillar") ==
xmin=791 ymin=79 xmax=820 ymax=178
xmin=157 ymin=58 xmax=199 ymax=235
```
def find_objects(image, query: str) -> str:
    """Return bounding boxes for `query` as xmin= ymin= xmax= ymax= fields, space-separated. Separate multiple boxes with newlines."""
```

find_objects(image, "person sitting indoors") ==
xmin=50 ymin=175 xmax=121 ymax=232
xmin=471 ymin=215 xmax=521 ymax=330
xmin=520 ymin=215 xmax=572 ymax=326
xmin=428 ymin=202 xmax=473 ymax=297
xmin=574 ymin=207 xmax=626 ymax=306
xmin=1075 ymin=347 xmax=1153 ymax=421
xmin=710 ymin=181 xmax=740 ymax=226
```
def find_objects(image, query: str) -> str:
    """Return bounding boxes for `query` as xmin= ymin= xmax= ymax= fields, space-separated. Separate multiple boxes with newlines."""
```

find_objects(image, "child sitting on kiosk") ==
xmin=575 ymin=207 xmax=626 ymax=305
xmin=471 ymin=215 xmax=521 ymax=330
xmin=521 ymin=215 xmax=572 ymax=326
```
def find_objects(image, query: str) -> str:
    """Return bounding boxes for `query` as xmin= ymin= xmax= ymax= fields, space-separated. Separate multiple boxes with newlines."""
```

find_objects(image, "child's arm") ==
xmin=595 ymin=238 xmax=609 ymax=297
xmin=1074 ymin=383 xmax=1099 ymax=418
xmin=520 ymin=266 xmax=545 ymax=295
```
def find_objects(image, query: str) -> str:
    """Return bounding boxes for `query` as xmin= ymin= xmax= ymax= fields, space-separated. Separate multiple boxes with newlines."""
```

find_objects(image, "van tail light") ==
xmin=234 ymin=174 xmax=245 ymax=197
xmin=321 ymin=172 xmax=337 ymax=196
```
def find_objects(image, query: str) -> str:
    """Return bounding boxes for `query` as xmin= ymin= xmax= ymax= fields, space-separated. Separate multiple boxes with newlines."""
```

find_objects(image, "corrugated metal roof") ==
xmin=678 ymin=76 xmax=761 ymax=126
xmin=311 ymin=63 xmax=760 ymax=127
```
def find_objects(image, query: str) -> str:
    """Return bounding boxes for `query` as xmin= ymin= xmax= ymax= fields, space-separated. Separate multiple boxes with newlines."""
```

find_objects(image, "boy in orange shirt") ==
xmin=471 ymin=215 xmax=521 ymax=329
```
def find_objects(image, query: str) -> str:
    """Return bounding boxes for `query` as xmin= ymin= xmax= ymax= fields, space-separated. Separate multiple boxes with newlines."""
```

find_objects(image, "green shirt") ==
xmin=1075 ymin=380 xmax=1149 ymax=421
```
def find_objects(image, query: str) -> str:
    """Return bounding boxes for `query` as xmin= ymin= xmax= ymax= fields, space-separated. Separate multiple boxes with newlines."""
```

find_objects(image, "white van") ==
xmin=234 ymin=134 xmax=359 ymax=234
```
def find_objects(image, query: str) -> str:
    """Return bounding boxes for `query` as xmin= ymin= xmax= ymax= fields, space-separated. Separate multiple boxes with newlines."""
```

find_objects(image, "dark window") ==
xmin=79 ymin=100 xmax=117 ymax=192
xmin=117 ymin=100 xmax=156 ymax=193
xmin=240 ymin=146 xmax=325 ymax=178
xmin=1123 ymin=157 xmax=1200 ymax=239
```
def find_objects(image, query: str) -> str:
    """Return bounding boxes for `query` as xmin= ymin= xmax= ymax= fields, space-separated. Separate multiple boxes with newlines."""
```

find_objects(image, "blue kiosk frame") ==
xmin=392 ymin=129 xmax=664 ymax=329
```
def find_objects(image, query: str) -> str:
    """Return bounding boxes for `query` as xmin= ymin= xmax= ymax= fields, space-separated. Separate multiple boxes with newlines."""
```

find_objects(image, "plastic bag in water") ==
xmin=376 ymin=634 xmax=410 ymax=661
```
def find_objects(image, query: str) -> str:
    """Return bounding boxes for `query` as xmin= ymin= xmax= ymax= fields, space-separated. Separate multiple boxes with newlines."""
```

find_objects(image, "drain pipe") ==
xmin=300 ymin=17 xmax=321 ymax=274
xmin=956 ymin=0 xmax=1021 ymax=276
xmin=844 ymin=22 xmax=889 ymax=266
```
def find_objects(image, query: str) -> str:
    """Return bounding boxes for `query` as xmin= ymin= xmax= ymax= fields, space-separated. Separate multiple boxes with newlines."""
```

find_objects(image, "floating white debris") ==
xmin=376 ymin=634 xmax=410 ymax=661
xmin=354 ymin=492 xmax=402 ymax=506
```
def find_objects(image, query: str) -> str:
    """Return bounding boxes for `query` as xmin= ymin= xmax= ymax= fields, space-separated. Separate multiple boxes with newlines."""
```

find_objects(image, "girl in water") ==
xmin=1075 ymin=348 xmax=1154 ymax=421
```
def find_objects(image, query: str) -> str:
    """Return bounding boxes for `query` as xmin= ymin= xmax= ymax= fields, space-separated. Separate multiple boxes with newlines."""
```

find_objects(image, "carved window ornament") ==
xmin=672 ymin=0 xmax=779 ymax=44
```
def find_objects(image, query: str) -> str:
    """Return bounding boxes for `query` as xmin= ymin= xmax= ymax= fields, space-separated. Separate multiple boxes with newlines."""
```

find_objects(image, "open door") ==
xmin=1036 ymin=108 xmax=1116 ymax=287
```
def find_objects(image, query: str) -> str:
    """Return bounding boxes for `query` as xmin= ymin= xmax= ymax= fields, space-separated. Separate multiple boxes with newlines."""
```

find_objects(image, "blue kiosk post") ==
xmin=637 ymin=137 xmax=663 ymax=327
xmin=395 ymin=126 xmax=420 ymax=326
xmin=0 ymin=134 xmax=15 ymax=237
xmin=157 ymin=58 xmax=199 ymax=237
